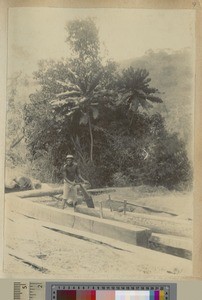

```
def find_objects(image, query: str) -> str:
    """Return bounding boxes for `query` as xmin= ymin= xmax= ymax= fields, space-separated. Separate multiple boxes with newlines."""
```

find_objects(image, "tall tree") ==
xmin=66 ymin=18 xmax=100 ymax=62
xmin=117 ymin=67 xmax=163 ymax=126
xmin=50 ymin=18 xmax=117 ymax=162
xmin=23 ymin=18 xmax=191 ymax=189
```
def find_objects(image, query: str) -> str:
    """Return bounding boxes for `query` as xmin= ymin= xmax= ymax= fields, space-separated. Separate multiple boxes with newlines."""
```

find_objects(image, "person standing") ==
xmin=61 ymin=154 xmax=88 ymax=209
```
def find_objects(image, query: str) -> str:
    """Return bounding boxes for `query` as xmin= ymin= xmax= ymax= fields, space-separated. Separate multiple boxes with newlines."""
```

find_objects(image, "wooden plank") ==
xmin=124 ymin=200 xmax=127 ymax=215
xmin=8 ymin=250 xmax=49 ymax=273
xmin=79 ymin=184 xmax=95 ymax=208
xmin=108 ymin=195 xmax=113 ymax=212
xmin=99 ymin=202 xmax=103 ymax=219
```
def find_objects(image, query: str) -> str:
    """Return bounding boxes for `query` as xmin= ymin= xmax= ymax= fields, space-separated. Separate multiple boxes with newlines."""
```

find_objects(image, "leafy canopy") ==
xmin=22 ymin=18 xmax=191 ymax=190
xmin=117 ymin=67 xmax=163 ymax=112
xmin=66 ymin=18 xmax=100 ymax=60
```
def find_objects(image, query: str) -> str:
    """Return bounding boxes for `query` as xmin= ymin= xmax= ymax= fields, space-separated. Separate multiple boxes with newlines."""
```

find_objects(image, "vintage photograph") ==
xmin=4 ymin=8 xmax=195 ymax=279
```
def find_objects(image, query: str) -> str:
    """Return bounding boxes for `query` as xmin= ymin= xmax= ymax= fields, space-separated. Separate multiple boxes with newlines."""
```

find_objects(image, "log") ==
xmin=16 ymin=186 xmax=115 ymax=200
xmin=17 ymin=188 xmax=63 ymax=198
xmin=109 ymin=199 xmax=178 ymax=216
xmin=88 ymin=188 xmax=116 ymax=195
xmin=75 ymin=206 xmax=100 ymax=218
xmin=149 ymin=233 xmax=192 ymax=260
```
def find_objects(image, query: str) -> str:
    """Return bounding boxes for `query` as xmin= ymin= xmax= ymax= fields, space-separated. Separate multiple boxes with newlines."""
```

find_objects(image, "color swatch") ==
xmin=57 ymin=290 xmax=165 ymax=300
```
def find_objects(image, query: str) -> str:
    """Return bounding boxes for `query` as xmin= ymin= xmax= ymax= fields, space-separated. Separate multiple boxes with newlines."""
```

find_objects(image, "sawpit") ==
xmin=6 ymin=194 xmax=151 ymax=248
xmin=6 ymin=187 xmax=192 ymax=260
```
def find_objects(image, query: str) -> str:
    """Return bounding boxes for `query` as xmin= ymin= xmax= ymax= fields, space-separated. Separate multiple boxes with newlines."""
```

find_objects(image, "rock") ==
xmin=15 ymin=176 xmax=33 ymax=190
xmin=117 ymin=206 xmax=124 ymax=212
xmin=5 ymin=176 xmax=42 ymax=193
xmin=32 ymin=180 xmax=42 ymax=189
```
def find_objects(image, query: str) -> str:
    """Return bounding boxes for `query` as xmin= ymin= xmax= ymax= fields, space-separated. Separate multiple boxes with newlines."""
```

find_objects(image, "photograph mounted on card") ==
xmin=4 ymin=7 xmax=195 ymax=279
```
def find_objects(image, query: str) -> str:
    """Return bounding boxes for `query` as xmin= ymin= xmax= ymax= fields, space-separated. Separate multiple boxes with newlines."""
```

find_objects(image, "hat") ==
xmin=66 ymin=154 xmax=74 ymax=159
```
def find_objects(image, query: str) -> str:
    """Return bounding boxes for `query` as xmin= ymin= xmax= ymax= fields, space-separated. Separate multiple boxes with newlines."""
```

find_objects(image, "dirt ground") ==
xmin=4 ymin=185 xmax=193 ymax=279
xmin=4 ymin=209 xmax=192 ymax=280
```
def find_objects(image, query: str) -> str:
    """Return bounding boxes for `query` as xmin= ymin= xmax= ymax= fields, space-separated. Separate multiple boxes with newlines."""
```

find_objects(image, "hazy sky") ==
xmin=8 ymin=8 xmax=195 ymax=77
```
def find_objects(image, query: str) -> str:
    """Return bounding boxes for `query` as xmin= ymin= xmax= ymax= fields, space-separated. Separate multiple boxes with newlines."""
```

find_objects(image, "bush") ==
xmin=111 ymin=172 xmax=131 ymax=187
xmin=27 ymin=149 xmax=60 ymax=183
xmin=92 ymin=112 xmax=192 ymax=190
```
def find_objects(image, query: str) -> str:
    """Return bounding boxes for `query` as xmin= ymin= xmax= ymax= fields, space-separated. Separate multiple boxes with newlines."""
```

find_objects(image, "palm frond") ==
xmin=91 ymin=106 xmax=99 ymax=119
xmin=79 ymin=113 xmax=89 ymax=125
xmin=87 ymin=72 xmax=103 ymax=94
xmin=67 ymin=68 xmax=79 ymax=82
xmin=147 ymin=95 xmax=163 ymax=103
xmin=56 ymin=80 xmax=81 ymax=91
xmin=56 ymin=90 xmax=81 ymax=98
xmin=129 ymin=96 xmax=139 ymax=112
xmin=139 ymin=98 xmax=153 ymax=110
xmin=50 ymin=99 xmax=69 ymax=107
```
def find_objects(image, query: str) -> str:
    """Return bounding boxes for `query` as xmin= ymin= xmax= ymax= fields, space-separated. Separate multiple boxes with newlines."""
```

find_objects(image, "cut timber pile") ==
xmin=75 ymin=205 xmax=192 ymax=260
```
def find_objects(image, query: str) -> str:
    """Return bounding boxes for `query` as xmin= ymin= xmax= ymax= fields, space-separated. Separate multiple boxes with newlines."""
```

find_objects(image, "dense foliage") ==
xmin=22 ymin=18 xmax=192 ymax=190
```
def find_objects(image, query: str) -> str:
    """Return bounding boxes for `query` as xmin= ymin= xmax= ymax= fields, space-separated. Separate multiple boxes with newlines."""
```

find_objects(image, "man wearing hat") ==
xmin=61 ymin=154 xmax=88 ymax=209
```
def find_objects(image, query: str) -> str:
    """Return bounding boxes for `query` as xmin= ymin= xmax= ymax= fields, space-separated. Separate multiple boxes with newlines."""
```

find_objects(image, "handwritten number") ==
xmin=22 ymin=285 xmax=27 ymax=289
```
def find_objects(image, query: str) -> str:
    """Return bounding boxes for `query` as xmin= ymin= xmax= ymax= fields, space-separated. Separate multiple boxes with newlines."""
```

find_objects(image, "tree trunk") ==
xmin=70 ymin=136 xmax=85 ymax=163
xmin=10 ymin=135 xmax=24 ymax=149
xmin=88 ymin=115 xmax=94 ymax=162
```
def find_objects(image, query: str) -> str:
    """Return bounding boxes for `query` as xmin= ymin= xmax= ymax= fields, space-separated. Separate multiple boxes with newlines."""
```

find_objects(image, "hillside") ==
xmin=120 ymin=48 xmax=194 ymax=154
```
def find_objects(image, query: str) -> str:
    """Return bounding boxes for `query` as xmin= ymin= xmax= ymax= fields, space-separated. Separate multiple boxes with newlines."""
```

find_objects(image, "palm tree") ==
xmin=117 ymin=67 xmax=163 ymax=125
xmin=50 ymin=65 xmax=115 ymax=162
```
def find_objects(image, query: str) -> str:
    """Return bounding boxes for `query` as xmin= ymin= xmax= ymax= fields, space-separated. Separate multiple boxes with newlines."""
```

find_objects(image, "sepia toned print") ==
xmin=4 ymin=7 xmax=195 ymax=279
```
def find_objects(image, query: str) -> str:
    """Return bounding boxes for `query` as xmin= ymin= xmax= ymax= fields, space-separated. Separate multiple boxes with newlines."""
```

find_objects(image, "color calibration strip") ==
xmin=56 ymin=290 xmax=165 ymax=300
xmin=47 ymin=283 xmax=175 ymax=300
